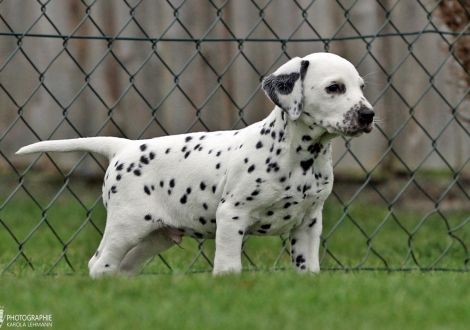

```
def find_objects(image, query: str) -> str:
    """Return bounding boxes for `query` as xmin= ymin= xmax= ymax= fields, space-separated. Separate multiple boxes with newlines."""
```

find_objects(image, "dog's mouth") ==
xmin=361 ymin=122 xmax=374 ymax=134
xmin=325 ymin=107 xmax=375 ymax=137
xmin=326 ymin=122 xmax=374 ymax=137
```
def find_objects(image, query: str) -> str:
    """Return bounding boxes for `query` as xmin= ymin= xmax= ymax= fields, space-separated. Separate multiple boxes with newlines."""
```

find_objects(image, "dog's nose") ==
xmin=358 ymin=107 xmax=375 ymax=125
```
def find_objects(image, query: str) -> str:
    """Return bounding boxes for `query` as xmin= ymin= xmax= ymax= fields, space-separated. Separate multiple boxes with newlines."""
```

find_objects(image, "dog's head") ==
xmin=262 ymin=52 xmax=375 ymax=136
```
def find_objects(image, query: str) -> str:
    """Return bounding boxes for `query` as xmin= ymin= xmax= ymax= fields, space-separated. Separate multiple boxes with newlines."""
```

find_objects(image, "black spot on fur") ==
xmin=185 ymin=151 xmax=191 ymax=159
xmin=134 ymin=169 xmax=141 ymax=176
xmin=267 ymin=211 xmax=274 ymax=216
xmin=144 ymin=185 xmax=151 ymax=195
xmin=308 ymin=143 xmax=323 ymax=157
xmin=309 ymin=218 xmax=317 ymax=227
xmin=111 ymin=186 xmax=117 ymax=194
xmin=149 ymin=152 xmax=156 ymax=160
xmin=216 ymin=163 xmax=221 ymax=169
xmin=160 ymin=180 xmax=164 ymax=188
xmin=170 ymin=179 xmax=175 ymax=188
xmin=140 ymin=155 xmax=149 ymax=165
xmin=232 ymin=216 xmax=239 ymax=220
xmin=185 ymin=136 xmax=193 ymax=142
xmin=284 ymin=215 xmax=291 ymax=220
xmin=200 ymin=182 xmax=206 ymax=190
xmin=165 ymin=148 xmax=171 ymax=154
xmin=199 ymin=217 xmax=207 ymax=225
xmin=256 ymin=141 xmax=263 ymax=149
xmin=248 ymin=164 xmax=255 ymax=173
xmin=140 ymin=144 xmax=147 ymax=151
xmin=238 ymin=230 xmax=244 ymax=235
xmin=180 ymin=195 xmax=187 ymax=204
xmin=116 ymin=175 xmax=121 ymax=181
xmin=300 ymin=60 xmax=310 ymax=80
xmin=144 ymin=214 xmax=152 ymax=221
xmin=261 ymin=224 xmax=271 ymax=230
xmin=116 ymin=163 xmax=124 ymax=171
xmin=300 ymin=158 xmax=314 ymax=173
xmin=203 ymin=203 xmax=208 ymax=210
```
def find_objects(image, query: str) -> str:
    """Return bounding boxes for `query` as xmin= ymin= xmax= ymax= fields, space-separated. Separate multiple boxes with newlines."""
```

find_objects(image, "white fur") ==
xmin=17 ymin=52 xmax=374 ymax=277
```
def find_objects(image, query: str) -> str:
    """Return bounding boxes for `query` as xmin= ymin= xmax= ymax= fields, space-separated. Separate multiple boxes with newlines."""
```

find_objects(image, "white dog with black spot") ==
xmin=17 ymin=52 xmax=375 ymax=278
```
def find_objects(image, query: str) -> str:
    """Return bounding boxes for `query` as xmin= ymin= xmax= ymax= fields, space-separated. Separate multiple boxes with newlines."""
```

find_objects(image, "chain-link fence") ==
xmin=0 ymin=0 xmax=469 ymax=275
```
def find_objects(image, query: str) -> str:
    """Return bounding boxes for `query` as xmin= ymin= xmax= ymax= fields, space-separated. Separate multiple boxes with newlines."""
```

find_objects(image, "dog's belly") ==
xmin=160 ymin=195 xmax=315 ymax=241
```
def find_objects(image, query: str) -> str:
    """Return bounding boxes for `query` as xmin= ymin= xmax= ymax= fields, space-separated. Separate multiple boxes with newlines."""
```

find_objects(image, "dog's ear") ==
xmin=262 ymin=57 xmax=310 ymax=120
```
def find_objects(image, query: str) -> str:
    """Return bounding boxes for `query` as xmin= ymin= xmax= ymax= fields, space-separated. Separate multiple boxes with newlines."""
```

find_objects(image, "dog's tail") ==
xmin=16 ymin=137 xmax=131 ymax=159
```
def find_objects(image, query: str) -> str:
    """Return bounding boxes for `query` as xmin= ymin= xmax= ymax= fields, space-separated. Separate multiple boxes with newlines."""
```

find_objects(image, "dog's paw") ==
xmin=212 ymin=264 xmax=242 ymax=276
xmin=89 ymin=263 xmax=119 ymax=279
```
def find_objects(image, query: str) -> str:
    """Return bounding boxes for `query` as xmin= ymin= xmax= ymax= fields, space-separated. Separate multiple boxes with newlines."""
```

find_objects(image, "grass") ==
xmin=0 ymin=187 xmax=469 ymax=329
xmin=1 ymin=271 xmax=470 ymax=329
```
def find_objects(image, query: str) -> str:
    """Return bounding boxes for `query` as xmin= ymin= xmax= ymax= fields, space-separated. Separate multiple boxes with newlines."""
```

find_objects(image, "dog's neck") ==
xmin=266 ymin=108 xmax=337 ymax=162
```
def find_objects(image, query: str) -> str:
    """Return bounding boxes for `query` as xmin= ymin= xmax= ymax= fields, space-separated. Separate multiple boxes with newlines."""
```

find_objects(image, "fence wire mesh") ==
xmin=0 ymin=0 xmax=469 ymax=275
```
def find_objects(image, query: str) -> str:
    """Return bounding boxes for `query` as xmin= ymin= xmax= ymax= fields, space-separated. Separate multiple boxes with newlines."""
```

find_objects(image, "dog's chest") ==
xmin=244 ymin=165 xmax=332 ymax=235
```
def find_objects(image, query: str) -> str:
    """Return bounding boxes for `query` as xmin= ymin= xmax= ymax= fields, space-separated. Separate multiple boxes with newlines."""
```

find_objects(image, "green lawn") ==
xmin=1 ymin=272 xmax=469 ymax=329
xmin=0 ymin=189 xmax=469 ymax=329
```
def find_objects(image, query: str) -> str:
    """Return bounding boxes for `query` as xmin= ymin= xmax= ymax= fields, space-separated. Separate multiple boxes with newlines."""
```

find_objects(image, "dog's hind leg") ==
xmin=88 ymin=234 xmax=108 ymax=271
xmin=118 ymin=229 xmax=175 ymax=276
xmin=88 ymin=212 xmax=155 ymax=278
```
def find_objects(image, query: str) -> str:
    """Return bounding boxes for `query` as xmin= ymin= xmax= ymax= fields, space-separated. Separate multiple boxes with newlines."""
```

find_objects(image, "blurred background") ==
xmin=0 ymin=0 xmax=469 ymax=274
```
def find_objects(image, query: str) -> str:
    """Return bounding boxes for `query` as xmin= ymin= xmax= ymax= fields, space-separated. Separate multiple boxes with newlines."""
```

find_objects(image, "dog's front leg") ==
xmin=213 ymin=207 xmax=247 ymax=275
xmin=289 ymin=208 xmax=323 ymax=273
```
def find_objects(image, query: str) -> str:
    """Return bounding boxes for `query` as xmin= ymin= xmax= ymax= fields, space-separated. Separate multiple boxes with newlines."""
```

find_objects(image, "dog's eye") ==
xmin=327 ymin=84 xmax=339 ymax=93
xmin=360 ymin=84 xmax=365 ymax=91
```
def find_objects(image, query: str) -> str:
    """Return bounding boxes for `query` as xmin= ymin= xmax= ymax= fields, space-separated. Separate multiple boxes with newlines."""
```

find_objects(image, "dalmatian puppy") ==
xmin=17 ymin=52 xmax=375 ymax=278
